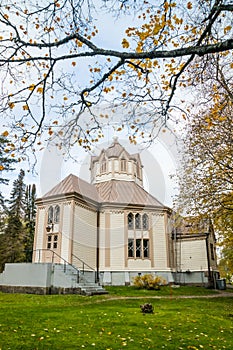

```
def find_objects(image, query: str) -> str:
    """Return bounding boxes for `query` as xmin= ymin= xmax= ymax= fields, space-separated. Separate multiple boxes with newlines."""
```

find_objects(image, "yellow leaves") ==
xmin=23 ymin=105 xmax=29 ymax=110
xmin=2 ymin=131 xmax=9 ymax=137
xmin=8 ymin=102 xmax=15 ymax=109
xmin=230 ymin=63 xmax=233 ymax=69
xmin=136 ymin=42 xmax=143 ymax=53
xmin=152 ymin=24 xmax=162 ymax=36
xmin=48 ymin=128 xmax=53 ymax=136
xmin=224 ymin=26 xmax=232 ymax=34
xmin=0 ymin=165 xmax=4 ymax=171
xmin=0 ymin=36 xmax=3 ymax=40
xmin=75 ymin=39 xmax=83 ymax=47
xmin=37 ymin=87 xmax=44 ymax=94
xmin=103 ymin=86 xmax=114 ymax=93
xmin=21 ymin=137 xmax=28 ymax=142
xmin=122 ymin=38 xmax=130 ymax=49
xmin=63 ymin=96 xmax=68 ymax=101
xmin=28 ymin=84 xmax=35 ymax=91
xmin=3 ymin=14 xmax=9 ymax=20
xmin=187 ymin=2 xmax=193 ymax=10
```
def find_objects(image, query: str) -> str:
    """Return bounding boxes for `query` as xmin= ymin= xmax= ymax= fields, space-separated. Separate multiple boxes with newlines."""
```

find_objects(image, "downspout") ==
xmin=205 ymin=232 xmax=212 ymax=288
xmin=96 ymin=207 xmax=100 ymax=283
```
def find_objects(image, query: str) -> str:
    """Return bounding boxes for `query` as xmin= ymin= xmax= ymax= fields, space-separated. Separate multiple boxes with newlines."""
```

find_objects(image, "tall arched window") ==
xmin=48 ymin=206 xmax=53 ymax=224
xmin=135 ymin=213 xmax=141 ymax=229
xmin=128 ymin=213 xmax=134 ymax=229
xmin=54 ymin=205 xmax=60 ymax=223
xmin=100 ymin=160 xmax=107 ymax=173
xmin=120 ymin=158 xmax=127 ymax=172
xmin=142 ymin=214 xmax=149 ymax=230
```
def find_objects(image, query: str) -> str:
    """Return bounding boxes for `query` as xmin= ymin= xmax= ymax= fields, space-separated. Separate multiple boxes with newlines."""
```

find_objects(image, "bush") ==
xmin=133 ymin=274 xmax=166 ymax=290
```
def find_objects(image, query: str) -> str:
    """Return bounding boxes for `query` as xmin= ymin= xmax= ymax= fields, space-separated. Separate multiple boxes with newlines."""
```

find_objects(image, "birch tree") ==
xmin=0 ymin=0 xmax=233 ymax=156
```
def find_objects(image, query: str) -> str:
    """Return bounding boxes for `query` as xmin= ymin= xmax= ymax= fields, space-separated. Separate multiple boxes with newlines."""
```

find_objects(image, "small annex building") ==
xmin=31 ymin=138 xmax=218 ymax=287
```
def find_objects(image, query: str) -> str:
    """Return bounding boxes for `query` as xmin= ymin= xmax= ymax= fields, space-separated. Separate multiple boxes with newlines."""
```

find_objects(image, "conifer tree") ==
xmin=0 ymin=136 xmax=17 ymax=269
xmin=0 ymin=170 xmax=26 ymax=270
xmin=24 ymin=184 xmax=36 ymax=262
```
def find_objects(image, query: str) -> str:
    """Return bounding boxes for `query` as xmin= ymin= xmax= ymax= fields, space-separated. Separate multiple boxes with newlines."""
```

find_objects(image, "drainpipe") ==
xmin=96 ymin=207 xmax=100 ymax=283
xmin=205 ymin=232 xmax=212 ymax=288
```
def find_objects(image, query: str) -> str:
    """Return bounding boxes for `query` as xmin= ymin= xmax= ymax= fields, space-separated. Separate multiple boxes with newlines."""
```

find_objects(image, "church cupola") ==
xmin=90 ymin=137 xmax=143 ymax=186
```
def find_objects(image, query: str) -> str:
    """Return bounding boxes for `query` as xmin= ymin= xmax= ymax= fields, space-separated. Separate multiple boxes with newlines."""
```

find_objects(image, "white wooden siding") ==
xmin=179 ymin=239 xmax=207 ymax=271
xmin=99 ymin=212 xmax=106 ymax=269
xmin=61 ymin=203 xmax=72 ymax=262
xmin=151 ymin=214 xmax=168 ymax=269
xmin=72 ymin=204 xmax=97 ymax=270
xmin=109 ymin=212 xmax=125 ymax=269
xmin=33 ymin=207 xmax=46 ymax=262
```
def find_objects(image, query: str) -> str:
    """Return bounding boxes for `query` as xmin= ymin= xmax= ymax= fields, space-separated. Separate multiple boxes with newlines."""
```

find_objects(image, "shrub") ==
xmin=133 ymin=274 xmax=166 ymax=290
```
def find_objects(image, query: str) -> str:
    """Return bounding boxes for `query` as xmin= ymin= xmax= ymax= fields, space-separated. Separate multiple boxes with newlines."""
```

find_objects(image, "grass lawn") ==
xmin=0 ymin=286 xmax=233 ymax=349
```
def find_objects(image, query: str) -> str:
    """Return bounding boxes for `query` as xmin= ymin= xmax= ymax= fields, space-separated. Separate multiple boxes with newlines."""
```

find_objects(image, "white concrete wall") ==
xmin=0 ymin=263 xmax=51 ymax=287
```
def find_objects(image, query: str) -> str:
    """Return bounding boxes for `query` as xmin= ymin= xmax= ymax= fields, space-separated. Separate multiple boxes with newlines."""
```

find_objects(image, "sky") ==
xmin=0 ymin=1 xmax=182 ymax=207
xmin=1 ymin=120 xmax=179 ymax=208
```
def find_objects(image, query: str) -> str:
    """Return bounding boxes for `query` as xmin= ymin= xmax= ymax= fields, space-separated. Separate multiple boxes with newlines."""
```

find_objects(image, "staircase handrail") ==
xmin=71 ymin=253 xmax=95 ymax=273
xmin=33 ymin=248 xmax=80 ymax=282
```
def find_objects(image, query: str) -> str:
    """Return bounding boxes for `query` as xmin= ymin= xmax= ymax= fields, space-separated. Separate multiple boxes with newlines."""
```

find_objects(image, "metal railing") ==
xmin=33 ymin=249 xmax=81 ymax=283
xmin=71 ymin=253 xmax=95 ymax=274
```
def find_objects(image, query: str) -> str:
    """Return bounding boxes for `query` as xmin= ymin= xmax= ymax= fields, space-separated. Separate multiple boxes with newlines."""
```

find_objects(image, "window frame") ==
xmin=120 ymin=158 xmax=127 ymax=172
xmin=127 ymin=238 xmax=150 ymax=259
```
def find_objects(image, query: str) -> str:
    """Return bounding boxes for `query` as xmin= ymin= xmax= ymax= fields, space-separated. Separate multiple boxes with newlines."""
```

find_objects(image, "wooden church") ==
xmin=32 ymin=138 xmax=218 ymax=287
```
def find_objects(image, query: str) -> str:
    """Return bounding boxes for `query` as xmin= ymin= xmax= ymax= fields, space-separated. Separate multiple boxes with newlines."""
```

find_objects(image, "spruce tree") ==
xmin=0 ymin=136 xmax=17 ymax=270
xmin=1 ymin=170 xmax=26 ymax=269
xmin=0 ymin=135 xmax=17 ymax=233
xmin=24 ymin=184 xmax=36 ymax=262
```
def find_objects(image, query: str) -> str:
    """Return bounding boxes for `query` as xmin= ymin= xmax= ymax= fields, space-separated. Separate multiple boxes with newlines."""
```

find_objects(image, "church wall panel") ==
xmin=151 ymin=214 xmax=168 ymax=269
xmin=72 ymin=205 xmax=97 ymax=270
xmin=61 ymin=203 xmax=72 ymax=263
xmin=33 ymin=207 xmax=46 ymax=262
xmin=109 ymin=212 xmax=125 ymax=269
xmin=179 ymin=240 xmax=207 ymax=271
xmin=98 ymin=213 xmax=106 ymax=269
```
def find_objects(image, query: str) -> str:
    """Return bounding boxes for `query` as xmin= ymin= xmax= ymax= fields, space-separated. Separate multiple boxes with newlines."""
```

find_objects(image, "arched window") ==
xmin=142 ymin=214 xmax=149 ymax=230
xmin=135 ymin=213 xmax=141 ymax=229
xmin=100 ymin=160 xmax=107 ymax=173
xmin=120 ymin=158 xmax=127 ymax=172
xmin=48 ymin=206 xmax=53 ymax=224
xmin=54 ymin=205 xmax=60 ymax=223
xmin=128 ymin=213 xmax=134 ymax=230
xmin=136 ymin=165 xmax=140 ymax=178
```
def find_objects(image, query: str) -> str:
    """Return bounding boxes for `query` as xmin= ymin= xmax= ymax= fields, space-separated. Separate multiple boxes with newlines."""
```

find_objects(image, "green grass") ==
xmin=0 ymin=287 xmax=233 ymax=350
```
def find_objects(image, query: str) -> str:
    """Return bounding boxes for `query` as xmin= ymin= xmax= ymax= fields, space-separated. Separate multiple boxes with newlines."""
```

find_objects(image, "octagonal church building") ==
xmin=32 ymin=138 xmax=218 ymax=287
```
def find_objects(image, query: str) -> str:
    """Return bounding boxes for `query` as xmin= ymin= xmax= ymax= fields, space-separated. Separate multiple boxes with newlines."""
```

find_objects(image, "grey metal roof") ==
xmin=39 ymin=175 xmax=166 ymax=209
